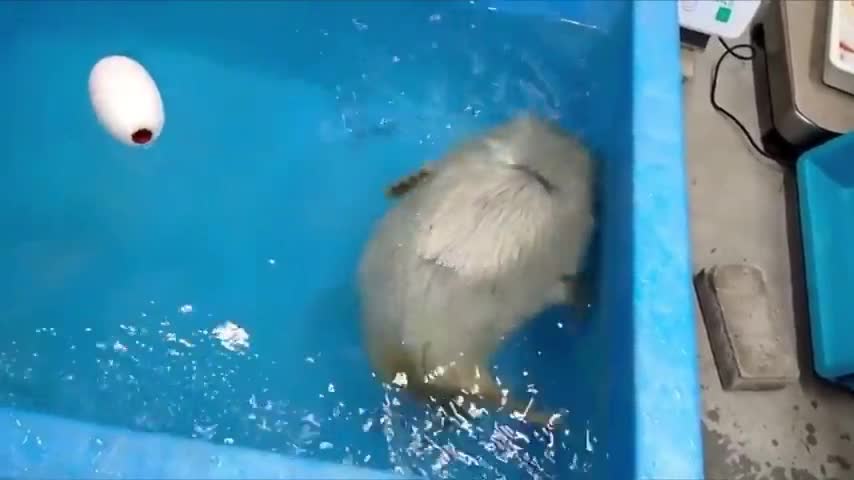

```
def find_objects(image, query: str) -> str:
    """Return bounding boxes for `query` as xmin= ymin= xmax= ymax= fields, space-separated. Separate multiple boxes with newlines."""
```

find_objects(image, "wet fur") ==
xmin=358 ymin=115 xmax=595 ymax=427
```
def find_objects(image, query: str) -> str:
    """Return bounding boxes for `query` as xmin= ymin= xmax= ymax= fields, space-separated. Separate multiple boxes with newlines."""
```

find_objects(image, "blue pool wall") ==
xmin=0 ymin=1 xmax=702 ymax=479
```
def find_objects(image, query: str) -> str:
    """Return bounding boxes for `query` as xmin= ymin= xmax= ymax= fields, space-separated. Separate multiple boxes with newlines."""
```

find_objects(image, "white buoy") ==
xmin=89 ymin=55 xmax=164 ymax=147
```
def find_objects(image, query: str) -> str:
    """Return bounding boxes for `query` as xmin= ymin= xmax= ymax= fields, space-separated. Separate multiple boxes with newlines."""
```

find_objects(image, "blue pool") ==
xmin=0 ymin=1 xmax=702 ymax=478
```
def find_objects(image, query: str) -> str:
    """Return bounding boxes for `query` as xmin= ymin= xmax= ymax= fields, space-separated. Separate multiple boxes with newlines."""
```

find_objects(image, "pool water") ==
xmin=0 ymin=1 xmax=631 ymax=478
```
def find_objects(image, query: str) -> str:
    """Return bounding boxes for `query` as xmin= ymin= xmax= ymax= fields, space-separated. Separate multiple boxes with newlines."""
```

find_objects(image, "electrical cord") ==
xmin=709 ymin=37 xmax=774 ymax=159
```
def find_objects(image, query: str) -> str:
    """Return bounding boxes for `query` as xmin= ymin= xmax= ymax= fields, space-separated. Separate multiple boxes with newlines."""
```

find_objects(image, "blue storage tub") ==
xmin=798 ymin=132 xmax=854 ymax=389
xmin=0 ymin=1 xmax=701 ymax=479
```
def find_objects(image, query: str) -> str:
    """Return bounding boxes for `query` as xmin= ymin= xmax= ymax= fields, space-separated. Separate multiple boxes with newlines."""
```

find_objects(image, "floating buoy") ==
xmin=88 ymin=55 xmax=164 ymax=147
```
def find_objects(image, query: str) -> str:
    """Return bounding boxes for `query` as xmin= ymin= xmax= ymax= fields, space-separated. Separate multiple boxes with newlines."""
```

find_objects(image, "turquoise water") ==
xmin=0 ymin=2 xmax=614 ymax=478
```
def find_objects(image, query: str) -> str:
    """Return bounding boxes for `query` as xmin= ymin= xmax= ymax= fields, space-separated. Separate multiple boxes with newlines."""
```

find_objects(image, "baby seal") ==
xmin=357 ymin=114 xmax=595 ymax=427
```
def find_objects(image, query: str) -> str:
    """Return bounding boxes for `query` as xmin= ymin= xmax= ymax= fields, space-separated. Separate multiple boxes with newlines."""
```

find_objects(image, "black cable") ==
xmin=709 ymin=37 xmax=774 ymax=159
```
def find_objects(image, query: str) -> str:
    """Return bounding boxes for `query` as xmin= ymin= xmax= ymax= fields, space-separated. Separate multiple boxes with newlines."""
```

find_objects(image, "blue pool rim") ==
xmin=0 ymin=1 xmax=703 ymax=479
xmin=623 ymin=2 xmax=702 ymax=478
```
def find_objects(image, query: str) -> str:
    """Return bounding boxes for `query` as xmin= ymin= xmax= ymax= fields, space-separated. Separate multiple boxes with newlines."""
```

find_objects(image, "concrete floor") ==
xmin=684 ymin=41 xmax=854 ymax=479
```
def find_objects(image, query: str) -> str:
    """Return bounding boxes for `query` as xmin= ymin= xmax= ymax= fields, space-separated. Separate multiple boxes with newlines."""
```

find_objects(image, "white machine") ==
xmin=678 ymin=0 xmax=762 ymax=39
xmin=823 ymin=0 xmax=854 ymax=96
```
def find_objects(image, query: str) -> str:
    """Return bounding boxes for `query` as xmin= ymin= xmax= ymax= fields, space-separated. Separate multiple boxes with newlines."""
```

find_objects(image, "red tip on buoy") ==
xmin=89 ymin=55 xmax=164 ymax=147
xmin=131 ymin=128 xmax=153 ymax=145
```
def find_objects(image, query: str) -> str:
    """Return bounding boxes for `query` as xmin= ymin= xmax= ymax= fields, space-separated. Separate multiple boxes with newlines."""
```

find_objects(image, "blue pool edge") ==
xmin=0 ymin=407 xmax=415 ymax=480
xmin=796 ymin=142 xmax=830 ymax=380
xmin=628 ymin=1 xmax=703 ymax=478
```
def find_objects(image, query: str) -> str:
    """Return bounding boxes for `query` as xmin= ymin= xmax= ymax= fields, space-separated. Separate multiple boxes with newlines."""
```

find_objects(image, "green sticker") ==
xmin=715 ymin=6 xmax=732 ymax=23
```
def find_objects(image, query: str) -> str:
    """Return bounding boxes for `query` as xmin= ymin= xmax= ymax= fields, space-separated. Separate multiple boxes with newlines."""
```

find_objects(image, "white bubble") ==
xmin=211 ymin=321 xmax=250 ymax=352
xmin=391 ymin=372 xmax=408 ymax=387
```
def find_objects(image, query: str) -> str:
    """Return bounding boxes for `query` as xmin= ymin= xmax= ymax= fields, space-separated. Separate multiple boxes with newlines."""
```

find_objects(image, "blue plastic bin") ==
xmin=0 ymin=1 xmax=701 ymax=479
xmin=798 ymin=132 xmax=854 ymax=389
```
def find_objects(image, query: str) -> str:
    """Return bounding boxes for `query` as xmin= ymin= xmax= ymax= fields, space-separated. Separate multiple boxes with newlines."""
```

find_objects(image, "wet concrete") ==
xmin=684 ymin=40 xmax=854 ymax=480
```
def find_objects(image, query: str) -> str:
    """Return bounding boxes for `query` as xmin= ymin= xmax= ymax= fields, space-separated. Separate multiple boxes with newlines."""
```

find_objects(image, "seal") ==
xmin=358 ymin=114 xmax=596 ymax=427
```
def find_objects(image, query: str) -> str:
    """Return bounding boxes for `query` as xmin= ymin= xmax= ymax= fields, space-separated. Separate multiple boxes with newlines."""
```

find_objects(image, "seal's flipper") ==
xmin=417 ymin=360 xmax=499 ymax=422
xmin=545 ymin=275 xmax=580 ymax=305
xmin=553 ymin=273 xmax=594 ymax=312
xmin=568 ymin=273 xmax=594 ymax=313
xmin=385 ymin=165 xmax=434 ymax=198
xmin=431 ymin=363 xmax=562 ymax=429
xmin=467 ymin=364 xmax=563 ymax=428
xmin=502 ymin=398 xmax=565 ymax=428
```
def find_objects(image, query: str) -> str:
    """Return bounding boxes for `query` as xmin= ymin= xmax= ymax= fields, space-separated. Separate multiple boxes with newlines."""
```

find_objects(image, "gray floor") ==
xmin=684 ymin=41 xmax=854 ymax=479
